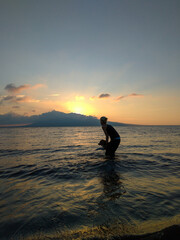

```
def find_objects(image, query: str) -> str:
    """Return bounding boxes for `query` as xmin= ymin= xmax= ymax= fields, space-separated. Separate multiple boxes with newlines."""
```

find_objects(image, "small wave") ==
xmin=0 ymin=148 xmax=51 ymax=157
xmin=0 ymin=145 xmax=86 ymax=158
xmin=164 ymin=152 xmax=180 ymax=157
xmin=156 ymin=155 xmax=173 ymax=162
xmin=0 ymin=162 xmax=94 ymax=181
xmin=121 ymin=152 xmax=155 ymax=158
xmin=63 ymin=144 xmax=83 ymax=148
xmin=125 ymin=144 xmax=155 ymax=148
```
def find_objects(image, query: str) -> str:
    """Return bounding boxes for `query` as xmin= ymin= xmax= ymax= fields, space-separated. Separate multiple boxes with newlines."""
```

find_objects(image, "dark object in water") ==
xmin=98 ymin=138 xmax=120 ymax=157
xmin=98 ymin=139 xmax=107 ymax=149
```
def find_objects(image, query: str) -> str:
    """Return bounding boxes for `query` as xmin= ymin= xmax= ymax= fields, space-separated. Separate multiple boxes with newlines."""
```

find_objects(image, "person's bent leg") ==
xmin=105 ymin=142 xmax=113 ymax=156
xmin=110 ymin=140 xmax=120 ymax=156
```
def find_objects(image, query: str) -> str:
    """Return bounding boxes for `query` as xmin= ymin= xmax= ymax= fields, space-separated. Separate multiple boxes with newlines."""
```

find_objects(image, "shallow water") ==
xmin=0 ymin=126 xmax=180 ymax=239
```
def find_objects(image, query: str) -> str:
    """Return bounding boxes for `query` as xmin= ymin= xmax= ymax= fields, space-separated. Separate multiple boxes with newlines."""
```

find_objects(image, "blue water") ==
xmin=0 ymin=126 xmax=180 ymax=239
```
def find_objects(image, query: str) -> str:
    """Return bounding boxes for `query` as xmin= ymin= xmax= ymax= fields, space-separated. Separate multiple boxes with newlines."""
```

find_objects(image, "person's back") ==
xmin=106 ymin=124 xmax=120 ymax=141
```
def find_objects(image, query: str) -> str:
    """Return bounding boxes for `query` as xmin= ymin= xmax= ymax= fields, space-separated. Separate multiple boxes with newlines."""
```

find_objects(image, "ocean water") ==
xmin=0 ymin=126 xmax=180 ymax=239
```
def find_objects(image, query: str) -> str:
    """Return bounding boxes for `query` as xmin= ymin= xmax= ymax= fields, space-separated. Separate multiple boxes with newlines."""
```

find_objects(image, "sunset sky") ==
xmin=0 ymin=0 xmax=180 ymax=125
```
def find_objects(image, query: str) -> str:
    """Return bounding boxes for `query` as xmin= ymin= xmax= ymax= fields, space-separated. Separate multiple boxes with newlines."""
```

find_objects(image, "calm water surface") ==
xmin=0 ymin=126 xmax=180 ymax=239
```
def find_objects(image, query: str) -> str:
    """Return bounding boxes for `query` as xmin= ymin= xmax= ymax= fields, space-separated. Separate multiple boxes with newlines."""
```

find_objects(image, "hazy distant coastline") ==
xmin=0 ymin=110 xmax=129 ymax=127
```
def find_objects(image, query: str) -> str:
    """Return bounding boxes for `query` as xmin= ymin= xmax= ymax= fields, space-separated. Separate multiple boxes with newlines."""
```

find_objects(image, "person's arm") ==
xmin=102 ymin=125 xmax=109 ymax=144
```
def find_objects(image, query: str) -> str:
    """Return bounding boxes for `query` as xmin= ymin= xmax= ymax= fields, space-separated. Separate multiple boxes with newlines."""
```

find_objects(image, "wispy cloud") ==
xmin=5 ymin=84 xmax=31 ymax=93
xmin=1 ymin=83 xmax=44 ymax=106
xmin=1 ymin=96 xmax=15 ymax=101
xmin=128 ymin=93 xmax=144 ymax=97
xmin=0 ymin=95 xmax=15 ymax=104
xmin=4 ymin=83 xmax=46 ymax=94
xmin=0 ymin=95 xmax=40 ymax=104
xmin=115 ymin=93 xmax=144 ymax=101
xmin=115 ymin=95 xmax=125 ymax=101
xmin=31 ymin=83 xmax=46 ymax=90
xmin=89 ymin=92 xmax=144 ymax=102
xmin=15 ymin=96 xmax=40 ymax=103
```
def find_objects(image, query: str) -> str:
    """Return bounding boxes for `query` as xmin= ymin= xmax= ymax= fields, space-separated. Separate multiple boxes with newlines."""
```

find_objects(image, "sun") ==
xmin=66 ymin=101 xmax=94 ymax=115
xmin=73 ymin=105 xmax=84 ymax=114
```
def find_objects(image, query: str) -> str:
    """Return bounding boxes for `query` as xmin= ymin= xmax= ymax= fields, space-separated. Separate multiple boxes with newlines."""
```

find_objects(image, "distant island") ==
xmin=0 ymin=110 xmax=130 ymax=127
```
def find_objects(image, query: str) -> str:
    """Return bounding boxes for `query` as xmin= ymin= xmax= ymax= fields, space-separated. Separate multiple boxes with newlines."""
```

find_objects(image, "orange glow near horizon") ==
xmin=66 ymin=101 xmax=95 ymax=116
xmin=0 ymin=90 xmax=180 ymax=125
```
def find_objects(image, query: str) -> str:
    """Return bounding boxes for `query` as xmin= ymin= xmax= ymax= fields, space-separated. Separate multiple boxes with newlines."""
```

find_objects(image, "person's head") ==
xmin=100 ymin=116 xmax=107 ymax=125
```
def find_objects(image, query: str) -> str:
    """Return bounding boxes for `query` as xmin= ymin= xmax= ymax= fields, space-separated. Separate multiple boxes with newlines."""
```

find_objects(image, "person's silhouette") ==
xmin=100 ymin=116 xmax=120 ymax=157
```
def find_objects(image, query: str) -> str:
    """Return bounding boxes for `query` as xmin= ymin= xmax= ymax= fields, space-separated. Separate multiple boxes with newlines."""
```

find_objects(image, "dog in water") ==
xmin=98 ymin=139 xmax=107 ymax=149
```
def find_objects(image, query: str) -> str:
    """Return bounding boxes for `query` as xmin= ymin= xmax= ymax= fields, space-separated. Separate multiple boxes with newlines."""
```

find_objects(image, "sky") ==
xmin=0 ymin=0 xmax=180 ymax=125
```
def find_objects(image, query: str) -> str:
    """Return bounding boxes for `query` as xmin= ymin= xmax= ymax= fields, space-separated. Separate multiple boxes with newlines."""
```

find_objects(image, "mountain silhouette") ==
xmin=0 ymin=110 xmax=129 ymax=127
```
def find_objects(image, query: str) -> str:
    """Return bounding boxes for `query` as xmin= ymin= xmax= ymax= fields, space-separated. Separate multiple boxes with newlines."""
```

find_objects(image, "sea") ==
xmin=0 ymin=126 xmax=180 ymax=240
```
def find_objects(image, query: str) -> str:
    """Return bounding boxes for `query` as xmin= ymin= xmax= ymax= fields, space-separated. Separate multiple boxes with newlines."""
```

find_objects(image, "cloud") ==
xmin=15 ymin=96 xmax=40 ymax=103
xmin=4 ymin=83 xmax=46 ymax=94
xmin=5 ymin=84 xmax=31 ymax=93
xmin=31 ymin=83 xmax=46 ymax=90
xmin=2 ymin=83 xmax=45 ymax=105
xmin=0 ymin=95 xmax=15 ymax=104
xmin=128 ymin=93 xmax=144 ymax=97
xmin=115 ymin=93 xmax=144 ymax=101
xmin=98 ymin=93 xmax=111 ymax=99
xmin=2 ymin=96 xmax=15 ymax=101
xmin=0 ymin=95 xmax=39 ymax=104
xmin=115 ymin=95 xmax=125 ymax=101
xmin=89 ymin=93 xmax=111 ymax=101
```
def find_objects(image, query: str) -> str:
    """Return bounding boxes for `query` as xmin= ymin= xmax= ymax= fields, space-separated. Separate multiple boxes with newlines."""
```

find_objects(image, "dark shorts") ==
xmin=105 ymin=139 xmax=120 ymax=157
